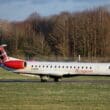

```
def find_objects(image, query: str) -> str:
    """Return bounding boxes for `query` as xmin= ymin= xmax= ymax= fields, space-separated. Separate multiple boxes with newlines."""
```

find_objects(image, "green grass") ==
xmin=0 ymin=68 xmax=110 ymax=110
xmin=0 ymin=68 xmax=37 ymax=80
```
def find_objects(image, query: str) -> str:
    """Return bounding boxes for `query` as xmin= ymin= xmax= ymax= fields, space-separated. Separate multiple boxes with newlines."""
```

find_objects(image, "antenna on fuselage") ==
xmin=78 ymin=55 xmax=81 ymax=62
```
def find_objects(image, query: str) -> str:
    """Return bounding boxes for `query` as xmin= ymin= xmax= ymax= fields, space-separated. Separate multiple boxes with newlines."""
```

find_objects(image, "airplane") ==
xmin=0 ymin=44 xmax=110 ymax=82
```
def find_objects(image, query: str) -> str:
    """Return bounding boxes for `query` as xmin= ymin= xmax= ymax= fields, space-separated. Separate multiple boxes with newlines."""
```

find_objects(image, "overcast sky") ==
xmin=0 ymin=0 xmax=110 ymax=21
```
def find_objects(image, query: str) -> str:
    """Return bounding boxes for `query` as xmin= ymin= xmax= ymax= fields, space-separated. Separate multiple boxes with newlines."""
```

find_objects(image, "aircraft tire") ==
xmin=54 ymin=77 xmax=60 ymax=82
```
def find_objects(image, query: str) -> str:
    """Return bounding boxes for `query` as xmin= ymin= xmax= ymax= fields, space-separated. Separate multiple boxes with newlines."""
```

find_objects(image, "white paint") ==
xmin=14 ymin=61 xmax=110 ymax=76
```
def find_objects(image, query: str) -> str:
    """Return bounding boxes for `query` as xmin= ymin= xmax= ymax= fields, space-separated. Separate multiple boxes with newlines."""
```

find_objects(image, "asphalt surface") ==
xmin=0 ymin=79 xmax=110 ymax=83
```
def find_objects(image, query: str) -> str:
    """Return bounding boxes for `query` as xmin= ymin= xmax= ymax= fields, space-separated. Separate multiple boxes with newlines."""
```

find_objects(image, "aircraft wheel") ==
xmin=41 ymin=79 xmax=47 ymax=82
xmin=54 ymin=77 xmax=60 ymax=82
xmin=40 ymin=76 xmax=48 ymax=82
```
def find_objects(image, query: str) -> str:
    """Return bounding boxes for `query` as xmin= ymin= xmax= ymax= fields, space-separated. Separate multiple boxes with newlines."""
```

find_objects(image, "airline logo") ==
xmin=0 ymin=47 xmax=8 ymax=63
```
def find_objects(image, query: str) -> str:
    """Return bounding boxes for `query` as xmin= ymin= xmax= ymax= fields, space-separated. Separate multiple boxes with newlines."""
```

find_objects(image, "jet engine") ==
xmin=4 ymin=60 xmax=27 ymax=69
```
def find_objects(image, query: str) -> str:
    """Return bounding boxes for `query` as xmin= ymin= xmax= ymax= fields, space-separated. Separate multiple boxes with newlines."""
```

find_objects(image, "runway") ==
xmin=0 ymin=79 xmax=110 ymax=83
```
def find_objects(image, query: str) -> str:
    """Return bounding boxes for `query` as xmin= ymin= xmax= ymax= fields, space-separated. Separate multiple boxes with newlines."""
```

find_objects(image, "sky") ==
xmin=0 ymin=0 xmax=110 ymax=21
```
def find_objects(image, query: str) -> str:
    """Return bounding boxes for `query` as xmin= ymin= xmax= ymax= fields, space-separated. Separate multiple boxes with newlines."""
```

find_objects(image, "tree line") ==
xmin=0 ymin=7 xmax=110 ymax=61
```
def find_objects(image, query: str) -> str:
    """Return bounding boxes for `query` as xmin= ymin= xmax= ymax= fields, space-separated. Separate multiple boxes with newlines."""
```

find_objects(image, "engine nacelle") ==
xmin=4 ymin=60 xmax=27 ymax=69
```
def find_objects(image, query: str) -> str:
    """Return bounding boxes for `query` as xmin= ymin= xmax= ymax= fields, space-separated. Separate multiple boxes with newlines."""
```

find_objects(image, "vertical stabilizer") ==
xmin=0 ymin=44 xmax=8 ymax=63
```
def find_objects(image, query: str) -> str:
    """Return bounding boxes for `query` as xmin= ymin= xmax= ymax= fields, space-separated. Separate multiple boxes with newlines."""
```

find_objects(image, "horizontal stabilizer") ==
xmin=0 ymin=44 xmax=7 ymax=47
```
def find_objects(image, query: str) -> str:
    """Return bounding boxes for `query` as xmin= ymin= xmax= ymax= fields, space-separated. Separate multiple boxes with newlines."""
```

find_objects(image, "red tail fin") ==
xmin=0 ymin=44 xmax=8 ymax=63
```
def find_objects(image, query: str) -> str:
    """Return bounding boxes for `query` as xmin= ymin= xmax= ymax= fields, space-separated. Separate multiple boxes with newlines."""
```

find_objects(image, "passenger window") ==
xmin=62 ymin=66 xmax=64 ymax=68
xmin=90 ymin=67 xmax=92 ymax=69
xmin=108 ymin=66 xmax=110 ymax=69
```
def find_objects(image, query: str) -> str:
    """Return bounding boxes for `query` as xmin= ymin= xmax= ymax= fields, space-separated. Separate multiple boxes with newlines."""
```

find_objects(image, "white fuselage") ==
xmin=1 ymin=45 xmax=110 ymax=82
xmin=12 ymin=61 xmax=110 ymax=77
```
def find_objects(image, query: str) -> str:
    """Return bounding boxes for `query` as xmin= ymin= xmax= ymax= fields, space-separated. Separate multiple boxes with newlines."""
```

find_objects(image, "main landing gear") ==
xmin=54 ymin=77 xmax=60 ymax=82
xmin=40 ymin=76 xmax=48 ymax=82
xmin=40 ymin=76 xmax=61 ymax=82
